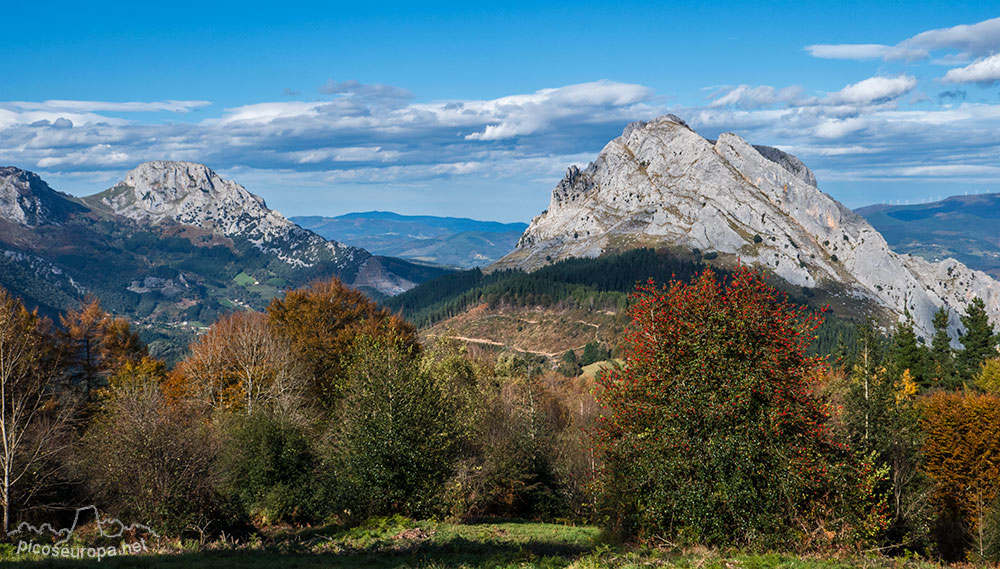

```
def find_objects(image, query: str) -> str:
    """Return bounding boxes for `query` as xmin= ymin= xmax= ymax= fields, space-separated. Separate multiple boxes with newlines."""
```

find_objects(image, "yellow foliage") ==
xmin=895 ymin=369 xmax=919 ymax=402
xmin=975 ymin=357 xmax=1000 ymax=395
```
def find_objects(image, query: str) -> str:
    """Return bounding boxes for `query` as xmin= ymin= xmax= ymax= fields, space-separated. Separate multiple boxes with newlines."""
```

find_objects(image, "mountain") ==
xmin=493 ymin=115 xmax=1000 ymax=340
xmin=0 ymin=162 xmax=448 ymax=362
xmin=292 ymin=211 xmax=527 ymax=268
xmin=0 ymin=166 xmax=88 ymax=226
xmin=857 ymin=194 xmax=1000 ymax=279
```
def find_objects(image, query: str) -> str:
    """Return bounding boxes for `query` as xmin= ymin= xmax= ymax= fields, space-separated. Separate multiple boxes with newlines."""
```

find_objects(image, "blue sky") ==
xmin=2 ymin=1 xmax=1000 ymax=222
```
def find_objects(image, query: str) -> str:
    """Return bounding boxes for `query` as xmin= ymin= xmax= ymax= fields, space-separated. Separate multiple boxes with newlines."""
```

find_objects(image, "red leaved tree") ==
xmin=594 ymin=265 xmax=885 ymax=548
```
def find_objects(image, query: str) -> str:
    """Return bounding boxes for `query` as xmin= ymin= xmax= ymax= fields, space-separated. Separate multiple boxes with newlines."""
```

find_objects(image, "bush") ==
xmin=218 ymin=413 xmax=320 ymax=525
xmin=79 ymin=358 xmax=230 ymax=537
xmin=594 ymin=266 xmax=881 ymax=547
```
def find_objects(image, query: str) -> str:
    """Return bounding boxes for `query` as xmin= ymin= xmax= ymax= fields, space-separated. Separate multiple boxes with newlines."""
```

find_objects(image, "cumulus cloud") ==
xmin=807 ymin=16 xmax=1000 ymax=62
xmin=5 ymin=75 xmax=1000 ymax=217
xmin=828 ymin=75 xmax=918 ymax=105
xmin=942 ymin=53 xmax=1000 ymax=85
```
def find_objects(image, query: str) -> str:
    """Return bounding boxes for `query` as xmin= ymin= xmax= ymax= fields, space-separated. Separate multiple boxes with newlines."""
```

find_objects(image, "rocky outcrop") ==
xmin=86 ymin=161 xmax=360 ymax=270
xmin=494 ymin=115 xmax=1000 ymax=338
xmin=0 ymin=166 xmax=87 ymax=226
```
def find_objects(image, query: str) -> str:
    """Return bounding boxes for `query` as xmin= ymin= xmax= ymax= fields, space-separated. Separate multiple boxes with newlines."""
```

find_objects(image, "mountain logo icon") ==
xmin=6 ymin=505 xmax=158 ymax=546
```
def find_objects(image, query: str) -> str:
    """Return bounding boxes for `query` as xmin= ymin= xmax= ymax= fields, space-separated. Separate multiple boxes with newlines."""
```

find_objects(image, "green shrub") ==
xmin=219 ymin=413 xmax=320 ymax=525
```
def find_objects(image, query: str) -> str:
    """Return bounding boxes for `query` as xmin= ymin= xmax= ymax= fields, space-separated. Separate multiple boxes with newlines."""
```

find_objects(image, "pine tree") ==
xmin=958 ymin=298 xmax=998 ymax=384
xmin=889 ymin=314 xmax=931 ymax=388
xmin=930 ymin=306 xmax=958 ymax=389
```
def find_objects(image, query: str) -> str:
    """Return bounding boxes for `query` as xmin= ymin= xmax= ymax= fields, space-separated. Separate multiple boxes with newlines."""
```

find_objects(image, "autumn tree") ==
xmin=267 ymin=278 xmax=418 ymax=408
xmin=594 ymin=266 xmax=883 ymax=547
xmin=174 ymin=311 xmax=306 ymax=418
xmin=80 ymin=356 xmax=225 ymax=536
xmin=0 ymin=289 xmax=74 ymax=534
xmin=975 ymin=358 xmax=1000 ymax=395
xmin=59 ymin=298 xmax=145 ymax=403
xmin=920 ymin=392 xmax=1000 ymax=560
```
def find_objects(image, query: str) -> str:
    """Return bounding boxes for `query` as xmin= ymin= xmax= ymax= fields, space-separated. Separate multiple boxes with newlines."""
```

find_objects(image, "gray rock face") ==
xmin=494 ymin=115 xmax=1000 ymax=338
xmin=0 ymin=166 xmax=86 ymax=226
xmin=92 ymin=161 xmax=359 ymax=270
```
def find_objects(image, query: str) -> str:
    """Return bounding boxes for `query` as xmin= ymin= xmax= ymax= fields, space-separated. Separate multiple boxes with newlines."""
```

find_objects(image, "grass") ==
xmin=233 ymin=271 xmax=256 ymax=286
xmin=0 ymin=518 xmax=967 ymax=569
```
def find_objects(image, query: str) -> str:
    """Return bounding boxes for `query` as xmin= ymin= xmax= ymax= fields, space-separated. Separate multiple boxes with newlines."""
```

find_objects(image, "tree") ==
xmin=174 ymin=311 xmax=306 ymax=418
xmin=975 ymin=358 xmax=1000 ymax=395
xmin=958 ymin=298 xmax=998 ymax=384
xmin=930 ymin=307 xmax=958 ymax=389
xmin=268 ymin=278 xmax=419 ymax=408
xmin=889 ymin=314 xmax=930 ymax=389
xmin=594 ymin=267 xmax=882 ymax=547
xmin=59 ymin=298 xmax=145 ymax=403
xmin=80 ymin=356 xmax=225 ymax=536
xmin=581 ymin=341 xmax=609 ymax=366
xmin=0 ymin=289 xmax=74 ymax=533
xmin=558 ymin=349 xmax=581 ymax=377
xmin=335 ymin=336 xmax=458 ymax=519
xmin=920 ymin=392 xmax=1000 ymax=561
xmin=843 ymin=357 xmax=931 ymax=550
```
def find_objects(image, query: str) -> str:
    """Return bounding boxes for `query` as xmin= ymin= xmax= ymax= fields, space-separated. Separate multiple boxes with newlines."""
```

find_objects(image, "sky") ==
xmin=2 ymin=1 xmax=1000 ymax=222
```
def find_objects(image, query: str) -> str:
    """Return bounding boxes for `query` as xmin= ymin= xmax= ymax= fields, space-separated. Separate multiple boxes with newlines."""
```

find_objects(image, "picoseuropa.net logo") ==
xmin=7 ymin=505 xmax=159 ymax=561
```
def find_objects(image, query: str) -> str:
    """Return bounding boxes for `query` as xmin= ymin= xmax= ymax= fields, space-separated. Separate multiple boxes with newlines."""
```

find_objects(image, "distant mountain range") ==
xmin=857 ymin=194 xmax=1000 ymax=280
xmin=0 ymin=163 xmax=447 ymax=362
xmin=292 ymin=211 xmax=527 ymax=269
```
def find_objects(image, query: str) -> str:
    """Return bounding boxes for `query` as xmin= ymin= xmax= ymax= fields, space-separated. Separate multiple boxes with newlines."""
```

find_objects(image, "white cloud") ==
xmin=806 ymin=44 xmax=894 ymax=60
xmin=806 ymin=17 xmax=1000 ymax=62
xmin=709 ymin=85 xmax=804 ymax=109
xmin=814 ymin=117 xmax=869 ymax=139
xmin=942 ymin=53 xmax=1000 ymax=85
xmin=5 ymin=100 xmax=211 ymax=113
xmin=906 ymin=17 xmax=1000 ymax=58
xmin=828 ymin=75 xmax=918 ymax=105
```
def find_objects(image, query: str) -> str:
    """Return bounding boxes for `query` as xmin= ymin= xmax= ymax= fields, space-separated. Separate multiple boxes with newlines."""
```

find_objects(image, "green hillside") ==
xmin=384 ymin=248 xmax=860 ymax=359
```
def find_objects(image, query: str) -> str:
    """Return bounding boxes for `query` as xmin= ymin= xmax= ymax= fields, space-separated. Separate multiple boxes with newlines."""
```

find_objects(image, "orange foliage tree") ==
xmin=173 ymin=311 xmax=306 ymax=417
xmin=59 ymin=297 xmax=145 ymax=402
xmin=920 ymin=392 xmax=1000 ymax=560
xmin=267 ymin=278 xmax=419 ymax=408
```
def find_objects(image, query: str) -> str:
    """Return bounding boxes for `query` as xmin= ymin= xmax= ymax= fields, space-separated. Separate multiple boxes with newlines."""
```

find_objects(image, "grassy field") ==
xmin=0 ymin=517 xmax=965 ymax=569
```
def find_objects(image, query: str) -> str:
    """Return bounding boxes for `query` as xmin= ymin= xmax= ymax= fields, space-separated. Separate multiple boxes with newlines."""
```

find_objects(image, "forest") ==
xmin=1 ymin=262 xmax=1000 ymax=567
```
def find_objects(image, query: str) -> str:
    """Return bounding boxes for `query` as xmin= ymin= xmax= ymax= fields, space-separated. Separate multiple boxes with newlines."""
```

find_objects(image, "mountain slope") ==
xmin=0 ymin=163 xmax=448 ymax=362
xmin=857 ymin=194 xmax=1000 ymax=279
xmin=293 ymin=211 xmax=527 ymax=268
xmin=493 ymin=115 xmax=1000 ymax=339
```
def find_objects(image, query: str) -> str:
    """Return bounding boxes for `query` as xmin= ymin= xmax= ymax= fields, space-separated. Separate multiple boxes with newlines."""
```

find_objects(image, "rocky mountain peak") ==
xmin=84 ymin=161 xmax=360 ymax=270
xmin=0 ymin=166 xmax=87 ymax=226
xmin=495 ymin=115 xmax=1000 ymax=339
xmin=109 ymin=161 xmax=268 ymax=226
